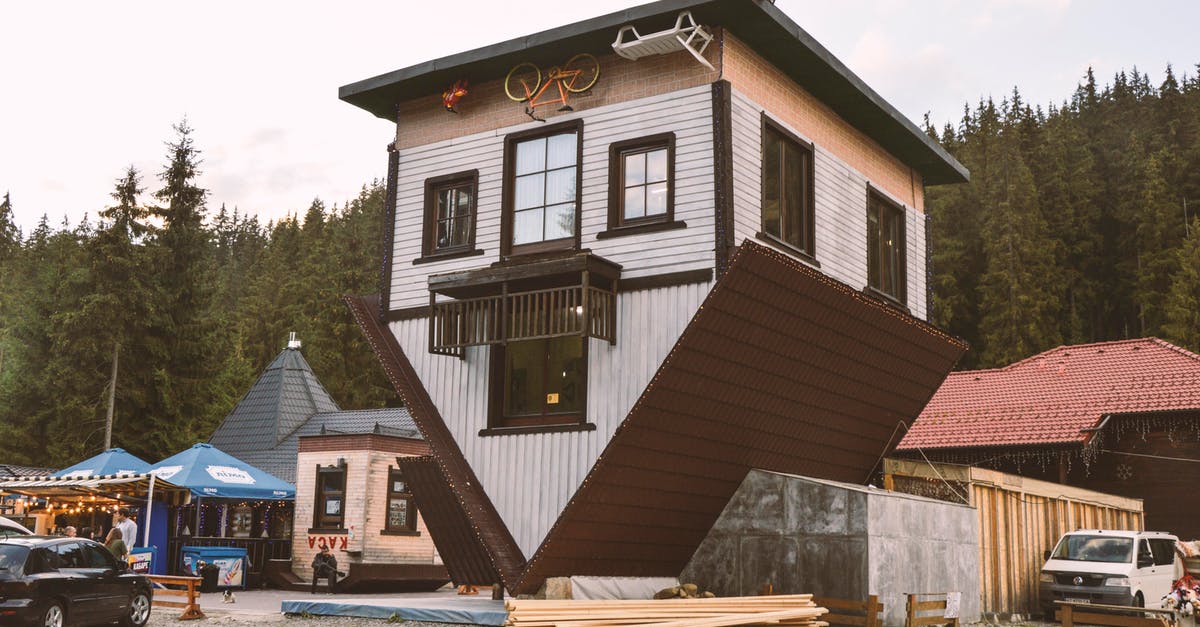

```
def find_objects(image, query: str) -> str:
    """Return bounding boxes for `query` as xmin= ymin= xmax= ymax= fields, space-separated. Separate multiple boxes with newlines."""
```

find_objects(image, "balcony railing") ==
xmin=429 ymin=283 xmax=616 ymax=355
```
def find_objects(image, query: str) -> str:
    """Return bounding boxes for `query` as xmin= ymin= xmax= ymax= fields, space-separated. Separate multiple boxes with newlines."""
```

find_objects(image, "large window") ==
xmin=384 ymin=467 xmax=417 ymax=533
xmin=761 ymin=118 xmax=815 ymax=257
xmin=422 ymin=171 xmax=478 ymax=258
xmin=866 ymin=191 xmax=906 ymax=304
xmin=490 ymin=336 xmax=587 ymax=429
xmin=608 ymin=134 xmax=674 ymax=230
xmin=313 ymin=463 xmax=345 ymax=529
xmin=503 ymin=121 xmax=581 ymax=255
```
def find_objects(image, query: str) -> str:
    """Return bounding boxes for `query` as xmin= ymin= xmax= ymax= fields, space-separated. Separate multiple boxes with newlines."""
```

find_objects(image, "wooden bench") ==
xmin=1055 ymin=601 xmax=1177 ymax=627
xmin=813 ymin=595 xmax=884 ymax=627
xmin=146 ymin=574 xmax=205 ymax=620
xmin=905 ymin=593 xmax=959 ymax=627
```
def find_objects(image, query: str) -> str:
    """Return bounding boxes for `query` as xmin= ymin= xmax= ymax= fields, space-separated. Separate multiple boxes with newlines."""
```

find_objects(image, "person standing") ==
xmin=310 ymin=546 xmax=340 ymax=594
xmin=115 ymin=508 xmax=137 ymax=548
xmin=63 ymin=526 xmax=77 ymax=537
xmin=105 ymin=528 xmax=128 ymax=563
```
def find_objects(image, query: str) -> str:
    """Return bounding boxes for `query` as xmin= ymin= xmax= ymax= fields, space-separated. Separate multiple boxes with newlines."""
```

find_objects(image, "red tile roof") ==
xmin=896 ymin=338 xmax=1200 ymax=450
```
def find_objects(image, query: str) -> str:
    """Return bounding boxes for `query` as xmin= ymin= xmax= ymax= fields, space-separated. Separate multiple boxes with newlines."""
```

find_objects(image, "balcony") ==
xmin=427 ymin=252 xmax=621 ymax=356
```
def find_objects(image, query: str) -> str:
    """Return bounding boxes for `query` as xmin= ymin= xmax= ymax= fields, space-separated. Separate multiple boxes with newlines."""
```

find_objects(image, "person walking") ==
xmin=310 ymin=545 xmax=340 ymax=594
xmin=104 ymin=528 xmax=128 ymax=563
xmin=114 ymin=508 xmax=137 ymax=548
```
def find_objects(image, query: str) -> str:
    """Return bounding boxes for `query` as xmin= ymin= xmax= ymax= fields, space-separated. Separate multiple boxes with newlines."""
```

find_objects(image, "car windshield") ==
xmin=0 ymin=545 xmax=30 ymax=577
xmin=1051 ymin=535 xmax=1134 ymax=563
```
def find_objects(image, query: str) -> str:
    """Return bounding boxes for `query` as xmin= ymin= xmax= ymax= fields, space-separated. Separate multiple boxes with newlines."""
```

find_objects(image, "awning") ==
xmin=54 ymin=447 xmax=151 ymax=478
xmin=0 ymin=473 xmax=187 ymax=498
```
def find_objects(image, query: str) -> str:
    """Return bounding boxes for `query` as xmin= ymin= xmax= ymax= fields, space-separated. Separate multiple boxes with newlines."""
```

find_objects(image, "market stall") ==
xmin=149 ymin=443 xmax=295 ymax=587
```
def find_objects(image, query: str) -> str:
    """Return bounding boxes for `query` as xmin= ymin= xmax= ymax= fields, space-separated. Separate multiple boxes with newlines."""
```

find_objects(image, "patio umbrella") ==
xmin=54 ymin=448 xmax=151 ymax=478
xmin=148 ymin=443 xmax=295 ymax=500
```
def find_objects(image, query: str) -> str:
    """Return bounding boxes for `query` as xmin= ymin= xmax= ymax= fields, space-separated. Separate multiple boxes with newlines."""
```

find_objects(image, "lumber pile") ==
xmin=506 ymin=593 xmax=829 ymax=627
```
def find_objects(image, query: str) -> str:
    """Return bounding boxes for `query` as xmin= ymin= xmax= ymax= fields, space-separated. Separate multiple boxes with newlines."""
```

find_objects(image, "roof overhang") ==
xmin=0 ymin=473 xmax=188 ymax=499
xmin=338 ymin=0 xmax=968 ymax=185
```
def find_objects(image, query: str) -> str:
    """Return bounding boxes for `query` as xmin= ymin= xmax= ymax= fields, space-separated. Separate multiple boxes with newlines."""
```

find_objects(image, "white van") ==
xmin=1039 ymin=529 xmax=1179 ymax=615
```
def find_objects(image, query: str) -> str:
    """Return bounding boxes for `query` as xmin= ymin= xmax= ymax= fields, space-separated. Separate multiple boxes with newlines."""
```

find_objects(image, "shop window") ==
xmin=313 ymin=462 xmax=345 ymax=530
xmin=384 ymin=467 xmax=417 ymax=533
xmin=607 ymin=134 xmax=675 ymax=230
xmin=866 ymin=190 xmax=907 ymax=305
xmin=760 ymin=117 xmax=815 ymax=259
xmin=502 ymin=120 xmax=581 ymax=256
xmin=421 ymin=171 xmax=479 ymax=259
xmin=490 ymin=336 xmax=587 ymax=429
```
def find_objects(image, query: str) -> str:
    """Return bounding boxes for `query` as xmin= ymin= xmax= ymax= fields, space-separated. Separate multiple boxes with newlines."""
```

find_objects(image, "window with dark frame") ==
xmin=866 ymin=191 xmax=907 ymax=304
xmin=608 ymin=134 xmax=674 ymax=229
xmin=490 ymin=336 xmax=587 ymax=429
xmin=503 ymin=121 xmax=581 ymax=256
xmin=384 ymin=467 xmax=417 ymax=533
xmin=313 ymin=463 xmax=345 ymax=529
xmin=422 ymin=171 xmax=478 ymax=257
xmin=760 ymin=118 xmax=815 ymax=257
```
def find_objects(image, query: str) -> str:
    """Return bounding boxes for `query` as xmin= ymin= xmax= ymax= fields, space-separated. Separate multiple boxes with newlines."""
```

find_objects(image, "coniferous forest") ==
xmin=2 ymin=65 xmax=1200 ymax=466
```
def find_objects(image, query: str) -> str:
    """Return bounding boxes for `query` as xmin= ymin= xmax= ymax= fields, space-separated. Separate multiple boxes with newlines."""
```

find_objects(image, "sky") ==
xmin=3 ymin=0 xmax=1199 ymax=233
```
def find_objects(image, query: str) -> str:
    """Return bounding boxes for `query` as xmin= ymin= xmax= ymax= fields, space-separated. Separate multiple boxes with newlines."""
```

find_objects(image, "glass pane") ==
xmin=546 ymin=168 xmax=576 ymax=205
xmin=516 ymin=137 xmax=546 ymax=175
xmin=515 ymin=173 xmax=544 ymax=211
xmin=505 ymin=340 xmax=547 ymax=416
xmin=623 ymin=186 xmax=645 ymax=220
xmin=762 ymin=133 xmax=781 ymax=238
xmin=320 ymin=471 xmax=343 ymax=492
xmin=624 ymin=152 xmax=646 ymax=187
xmin=324 ymin=498 xmax=341 ymax=516
xmin=546 ymin=132 xmax=577 ymax=169
xmin=544 ymin=203 xmax=575 ymax=240
xmin=885 ymin=208 xmax=902 ymax=296
xmin=646 ymin=182 xmax=668 ymax=216
xmin=646 ymin=148 xmax=668 ymax=183
xmin=867 ymin=207 xmax=880 ymax=289
xmin=388 ymin=498 xmax=409 ymax=528
xmin=546 ymin=337 xmax=585 ymax=413
xmin=783 ymin=144 xmax=805 ymax=248
xmin=436 ymin=219 xmax=451 ymax=249
xmin=451 ymin=216 xmax=470 ymax=247
xmin=513 ymin=208 xmax=544 ymax=245
xmin=436 ymin=188 xmax=453 ymax=221
xmin=452 ymin=186 xmax=473 ymax=219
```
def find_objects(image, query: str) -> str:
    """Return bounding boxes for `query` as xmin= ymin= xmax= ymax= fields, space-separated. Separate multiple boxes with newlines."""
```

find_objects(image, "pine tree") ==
xmin=1163 ymin=218 xmax=1200 ymax=350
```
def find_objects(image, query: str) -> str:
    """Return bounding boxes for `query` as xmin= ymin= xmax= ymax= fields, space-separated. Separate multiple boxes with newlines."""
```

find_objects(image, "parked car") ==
xmin=1039 ymin=529 xmax=1180 ymax=616
xmin=0 ymin=518 xmax=33 ymax=539
xmin=0 ymin=536 xmax=152 ymax=627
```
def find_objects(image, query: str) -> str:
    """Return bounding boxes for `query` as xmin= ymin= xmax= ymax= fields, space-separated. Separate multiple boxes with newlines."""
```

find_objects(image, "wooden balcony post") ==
xmin=581 ymin=270 xmax=590 ymax=339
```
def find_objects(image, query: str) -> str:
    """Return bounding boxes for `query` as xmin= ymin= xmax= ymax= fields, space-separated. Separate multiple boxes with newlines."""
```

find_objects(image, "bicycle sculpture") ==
xmin=504 ymin=53 xmax=600 ymax=121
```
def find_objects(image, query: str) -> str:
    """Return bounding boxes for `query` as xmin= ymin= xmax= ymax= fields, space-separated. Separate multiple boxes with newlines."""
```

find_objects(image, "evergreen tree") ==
xmin=1163 ymin=218 xmax=1200 ymax=350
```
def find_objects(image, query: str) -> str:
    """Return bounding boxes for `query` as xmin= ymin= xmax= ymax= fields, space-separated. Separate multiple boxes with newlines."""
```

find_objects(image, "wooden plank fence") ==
xmin=905 ymin=593 xmax=959 ymax=627
xmin=146 ymin=574 xmax=204 ymax=620
xmin=1056 ymin=601 xmax=1176 ymax=627
xmin=812 ymin=595 xmax=883 ymax=627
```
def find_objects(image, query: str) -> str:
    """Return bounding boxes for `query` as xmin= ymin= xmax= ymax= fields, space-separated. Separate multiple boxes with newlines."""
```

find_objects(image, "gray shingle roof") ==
xmin=0 ymin=464 xmax=56 ymax=479
xmin=208 ymin=347 xmax=419 ymax=484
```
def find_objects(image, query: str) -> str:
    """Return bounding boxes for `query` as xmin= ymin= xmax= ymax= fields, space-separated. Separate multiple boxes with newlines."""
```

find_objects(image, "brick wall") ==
xmin=721 ymin=32 xmax=925 ymax=213
xmin=292 ymin=446 xmax=438 ymax=581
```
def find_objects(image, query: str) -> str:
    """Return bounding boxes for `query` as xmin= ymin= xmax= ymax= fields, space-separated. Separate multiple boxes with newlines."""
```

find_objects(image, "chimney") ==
xmin=287 ymin=332 xmax=302 ymax=350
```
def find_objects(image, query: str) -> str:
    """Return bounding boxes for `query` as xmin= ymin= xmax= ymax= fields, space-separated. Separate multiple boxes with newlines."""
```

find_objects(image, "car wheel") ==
xmin=121 ymin=590 xmax=152 ymax=627
xmin=41 ymin=601 xmax=64 ymax=627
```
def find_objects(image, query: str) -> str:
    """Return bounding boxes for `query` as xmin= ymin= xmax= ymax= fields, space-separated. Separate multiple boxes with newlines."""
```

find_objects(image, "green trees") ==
xmin=0 ymin=123 xmax=396 ymax=465
xmin=931 ymin=65 xmax=1200 ymax=366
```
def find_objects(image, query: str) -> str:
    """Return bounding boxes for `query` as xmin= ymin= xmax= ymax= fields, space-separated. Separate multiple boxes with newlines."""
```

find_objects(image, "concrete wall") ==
xmin=681 ymin=470 xmax=979 ymax=627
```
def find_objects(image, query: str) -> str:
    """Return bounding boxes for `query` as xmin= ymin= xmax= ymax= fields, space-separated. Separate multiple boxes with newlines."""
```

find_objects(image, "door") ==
xmin=81 ymin=542 xmax=129 ymax=618
xmin=1145 ymin=538 xmax=1178 ymax=600
xmin=52 ymin=541 xmax=100 ymax=617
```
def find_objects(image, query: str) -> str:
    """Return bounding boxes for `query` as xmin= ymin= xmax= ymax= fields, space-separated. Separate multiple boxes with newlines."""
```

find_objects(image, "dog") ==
xmin=222 ymin=589 xmax=237 ymax=604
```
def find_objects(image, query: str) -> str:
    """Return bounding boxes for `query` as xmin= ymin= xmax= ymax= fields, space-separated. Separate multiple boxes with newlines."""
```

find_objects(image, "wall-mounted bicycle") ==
xmin=504 ymin=53 xmax=600 ymax=121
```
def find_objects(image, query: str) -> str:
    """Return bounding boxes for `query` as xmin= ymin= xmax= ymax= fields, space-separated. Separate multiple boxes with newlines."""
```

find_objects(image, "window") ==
xmin=607 ymin=134 xmax=675 ymax=230
xmin=313 ymin=463 xmax=346 ymax=529
xmin=761 ymin=118 xmax=815 ymax=257
xmin=53 ymin=542 xmax=86 ymax=568
xmin=490 ymin=336 xmax=587 ymax=429
xmin=866 ymin=190 xmax=907 ymax=304
xmin=421 ymin=171 xmax=479 ymax=258
xmin=1148 ymin=539 xmax=1176 ymax=566
xmin=503 ymin=120 xmax=581 ymax=255
xmin=82 ymin=543 xmax=116 ymax=569
xmin=384 ymin=467 xmax=417 ymax=533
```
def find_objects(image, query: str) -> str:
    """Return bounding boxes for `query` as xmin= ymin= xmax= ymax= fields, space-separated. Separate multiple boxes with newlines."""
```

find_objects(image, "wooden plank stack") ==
xmin=506 ymin=594 xmax=829 ymax=627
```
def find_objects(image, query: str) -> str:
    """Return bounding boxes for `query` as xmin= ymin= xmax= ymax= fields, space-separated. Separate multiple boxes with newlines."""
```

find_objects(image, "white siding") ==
xmin=729 ymin=88 xmax=929 ymax=319
xmin=389 ymin=86 xmax=715 ymax=310
xmin=390 ymin=282 xmax=711 ymax=557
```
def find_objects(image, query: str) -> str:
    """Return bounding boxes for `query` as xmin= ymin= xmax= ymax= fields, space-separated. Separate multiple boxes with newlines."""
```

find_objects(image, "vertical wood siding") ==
xmin=388 ymin=86 xmax=715 ymax=311
xmin=729 ymin=88 xmax=929 ymax=319
xmin=390 ymin=282 xmax=711 ymax=557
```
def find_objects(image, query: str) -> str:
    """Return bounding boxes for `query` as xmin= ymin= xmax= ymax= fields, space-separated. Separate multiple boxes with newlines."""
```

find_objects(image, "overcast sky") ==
xmin=3 ymin=0 xmax=1198 ymax=232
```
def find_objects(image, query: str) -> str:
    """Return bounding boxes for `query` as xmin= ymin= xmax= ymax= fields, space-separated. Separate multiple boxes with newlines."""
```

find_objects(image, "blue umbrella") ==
xmin=149 ymin=444 xmax=295 ymax=500
xmin=54 ymin=448 xmax=151 ymax=478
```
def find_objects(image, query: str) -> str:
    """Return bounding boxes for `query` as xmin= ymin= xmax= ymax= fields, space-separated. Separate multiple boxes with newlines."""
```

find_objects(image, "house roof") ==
xmin=337 ymin=0 xmax=968 ymax=185
xmin=208 ymin=346 xmax=418 ymax=483
xmin=896 ymin=338 xmax=1200 ymax=451
xmin=0 ymin=464 xmax=56 ymax=480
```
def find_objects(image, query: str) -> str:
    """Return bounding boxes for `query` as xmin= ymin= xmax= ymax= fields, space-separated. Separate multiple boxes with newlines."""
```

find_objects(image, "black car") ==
xmin=0 ymin=536 xmax=152 ymax=627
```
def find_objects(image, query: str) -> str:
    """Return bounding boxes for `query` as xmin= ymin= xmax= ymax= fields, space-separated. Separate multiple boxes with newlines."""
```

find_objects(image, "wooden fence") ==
xmin=883 ymin=459 xmax=1144 ymax=617
xmin=147 ymin=574 xmax=204 ymax=620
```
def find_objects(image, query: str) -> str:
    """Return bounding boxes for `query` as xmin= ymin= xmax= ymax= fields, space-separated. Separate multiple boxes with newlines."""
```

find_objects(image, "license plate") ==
xmin=1065 ymin=598 xmax=1091 ymax=604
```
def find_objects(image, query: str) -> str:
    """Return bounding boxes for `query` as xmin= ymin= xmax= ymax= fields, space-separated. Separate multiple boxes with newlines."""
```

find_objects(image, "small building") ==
xmin=896 ymin=338 xmax=1200 ymax=539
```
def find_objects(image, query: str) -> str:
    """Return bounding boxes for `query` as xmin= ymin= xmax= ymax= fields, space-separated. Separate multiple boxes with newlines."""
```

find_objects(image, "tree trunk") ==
xmin=104 ymin=341 xmax=119 ymax=450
